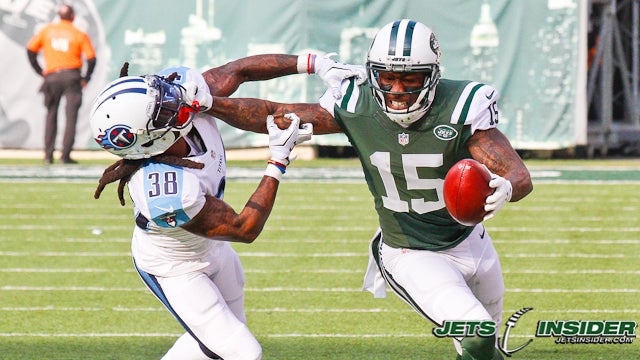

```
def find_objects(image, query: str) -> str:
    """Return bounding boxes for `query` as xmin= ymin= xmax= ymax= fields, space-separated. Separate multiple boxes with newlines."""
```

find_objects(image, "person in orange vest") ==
xmin=26 ymin=4 xmax=96 ymax=164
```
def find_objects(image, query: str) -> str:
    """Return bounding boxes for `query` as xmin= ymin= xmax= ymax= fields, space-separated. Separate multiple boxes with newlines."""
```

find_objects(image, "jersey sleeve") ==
xmin=26 ymin=29 xmax=44 ymax=52
xmin=318 ymin=78 xmax=361 ymax=116
xmin=453 ymin=82 xmax=500 ymax=134
xmin=129 ymin=162 xmax=205 ymax=229
xmin=81 ymin=32 xmax=96 ymax=60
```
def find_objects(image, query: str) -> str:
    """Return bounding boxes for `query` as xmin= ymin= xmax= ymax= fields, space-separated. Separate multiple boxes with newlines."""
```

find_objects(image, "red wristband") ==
xmin=307 ymin=54 xmax=316 ymax=74
xmin=267 ymin=159 xmax=287 ymax=174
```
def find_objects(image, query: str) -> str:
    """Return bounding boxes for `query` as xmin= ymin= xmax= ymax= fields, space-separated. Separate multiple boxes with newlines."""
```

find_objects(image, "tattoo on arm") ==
xmin=208 ymin=97 xmax=278 ymax=133
xmin=181 ymin=176 xmax=280 ymax=243
xmin=202 ymin=54 xmax=298 ymax=97
xmin=209 ymin=98 xmax=343 ymax=135
xmin=468 ymin=128 xmax=533 ymax=201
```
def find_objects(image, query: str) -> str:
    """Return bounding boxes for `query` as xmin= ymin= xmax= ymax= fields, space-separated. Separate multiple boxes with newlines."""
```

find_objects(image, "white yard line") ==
xmin=1 ymin=285 xmax=638 ymax=293
xmin=0 ymin=251 xmax=637 ymax=258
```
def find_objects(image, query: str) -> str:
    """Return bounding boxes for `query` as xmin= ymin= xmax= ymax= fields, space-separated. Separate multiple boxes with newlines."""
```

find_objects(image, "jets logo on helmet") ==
xmin=95 ymin=125 xmax=137 ymax=150
xmin=430 ymin=33 xmax=441 ymax=61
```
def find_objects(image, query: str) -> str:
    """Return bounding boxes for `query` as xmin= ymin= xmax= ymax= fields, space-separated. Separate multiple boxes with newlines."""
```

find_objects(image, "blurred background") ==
xmin=1 ymin=0 xmax=638 ymax=158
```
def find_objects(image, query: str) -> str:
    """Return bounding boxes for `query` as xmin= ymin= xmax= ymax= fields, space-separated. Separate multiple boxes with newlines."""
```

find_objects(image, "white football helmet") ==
xmin=90 ymin=75 xmax=199 ymax=160
xmin=367 ymin=19 xmax=441 ymax=126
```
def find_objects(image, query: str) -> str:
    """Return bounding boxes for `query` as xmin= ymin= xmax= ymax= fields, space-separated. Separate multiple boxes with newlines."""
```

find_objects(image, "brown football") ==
xmin=443 ymin=158 xmax=494 ymax=226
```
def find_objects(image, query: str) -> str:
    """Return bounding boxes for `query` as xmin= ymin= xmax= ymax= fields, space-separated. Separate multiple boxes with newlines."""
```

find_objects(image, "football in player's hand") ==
xmin=443 ymin=158 xmax=494 ymax=226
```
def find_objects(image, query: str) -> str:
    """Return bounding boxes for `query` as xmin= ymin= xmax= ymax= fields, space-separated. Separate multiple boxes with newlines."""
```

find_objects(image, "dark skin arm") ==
xmin=467 ymin=128 xmax=533 ymax=201
xmin=181 ymin=176 xmax=280 ymax=243
xmin=166 ymin=138 xmax=279 ymax=243
xmin=164 ymin=119 xmax=284 ymax=243
xmin=211 ymin=98 xmax=532 ymax=202
xmin=202 ymin=54 xmax=299 ymax=97
xmin=173 ymin=55 xmax=306 ymax=243
xmin=209 ymin=97 xmax=342 ymax=134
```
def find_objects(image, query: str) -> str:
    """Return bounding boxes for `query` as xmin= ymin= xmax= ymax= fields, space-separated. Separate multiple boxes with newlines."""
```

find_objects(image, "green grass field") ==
xmin=0 ymin=158 xmax=639 ymax=359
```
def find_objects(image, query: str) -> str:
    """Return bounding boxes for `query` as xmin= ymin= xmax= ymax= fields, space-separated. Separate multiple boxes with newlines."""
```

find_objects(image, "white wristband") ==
xmin=264 ymin=163 xmax=283 ymax=181
xmin=297 ymin=53 xmax=316 ymax=74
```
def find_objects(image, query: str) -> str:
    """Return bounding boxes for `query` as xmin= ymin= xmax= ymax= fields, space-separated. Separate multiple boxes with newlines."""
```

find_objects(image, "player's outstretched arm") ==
xmin=201 ymin=53 xmax=365 ymax=99
xmin=209 ymin=97 xmax=342 ymax=135
xmin=202 ymin=54 xmax=299 ymax=97
xmin=467 ymin=128 xmax=533 ymax=202
xmin=181 ymin=114 xmax=310 ymax=243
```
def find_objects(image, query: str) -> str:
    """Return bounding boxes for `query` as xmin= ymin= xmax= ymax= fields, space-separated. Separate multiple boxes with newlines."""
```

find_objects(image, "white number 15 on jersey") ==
xmin=370 ymin=152 xmax=445 ymax=214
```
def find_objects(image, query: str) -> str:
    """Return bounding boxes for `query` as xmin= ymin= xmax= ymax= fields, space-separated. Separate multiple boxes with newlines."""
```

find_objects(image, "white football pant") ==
xmin=136 ymin=243 xmax=262 ymax=360
xmin=376 ymin=224 xmax=504 ymax=353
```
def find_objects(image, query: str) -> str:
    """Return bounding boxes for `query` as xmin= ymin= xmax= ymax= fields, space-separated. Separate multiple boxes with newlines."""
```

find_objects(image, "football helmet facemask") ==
xmin=89 ymin=75 xmax=200 ymax=160
xmin=367 ymin=19 xmax=441 ymax=126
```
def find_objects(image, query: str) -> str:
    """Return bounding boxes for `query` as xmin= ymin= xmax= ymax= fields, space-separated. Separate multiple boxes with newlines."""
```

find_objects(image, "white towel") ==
xmin=362 ymin=229 xmax=387 ymax=298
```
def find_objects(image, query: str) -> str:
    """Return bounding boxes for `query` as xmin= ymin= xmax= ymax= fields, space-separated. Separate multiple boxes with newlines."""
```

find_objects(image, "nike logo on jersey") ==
xmin=156 ymin=205 xmax=175 ymax=213
xmin=480 ymin=227 xmax=486 ymax=239
xmin=486 ymin=90 xmax=495 ymax=100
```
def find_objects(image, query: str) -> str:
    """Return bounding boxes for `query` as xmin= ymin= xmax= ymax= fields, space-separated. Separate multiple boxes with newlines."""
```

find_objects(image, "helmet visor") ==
xmin=145 ymin=76 xmax=196 ymax=130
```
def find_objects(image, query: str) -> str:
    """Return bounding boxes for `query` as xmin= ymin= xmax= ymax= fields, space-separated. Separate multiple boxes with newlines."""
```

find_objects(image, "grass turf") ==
xmin=0 ymin=159 xmax=638 ymax=359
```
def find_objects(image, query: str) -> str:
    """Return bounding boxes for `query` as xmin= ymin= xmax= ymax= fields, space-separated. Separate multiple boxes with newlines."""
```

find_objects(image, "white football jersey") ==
xmin=129 ymin=68 xmax=227 ymax=277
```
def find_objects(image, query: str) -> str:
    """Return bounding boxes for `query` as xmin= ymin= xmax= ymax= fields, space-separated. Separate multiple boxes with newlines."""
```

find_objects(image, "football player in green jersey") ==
xmin=211 ymin=19 xmax=532 ymax=360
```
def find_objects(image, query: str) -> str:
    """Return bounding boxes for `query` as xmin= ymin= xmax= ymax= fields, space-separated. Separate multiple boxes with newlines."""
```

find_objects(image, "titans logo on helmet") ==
xmin=95 ymin=125 xmax=136 ymax=150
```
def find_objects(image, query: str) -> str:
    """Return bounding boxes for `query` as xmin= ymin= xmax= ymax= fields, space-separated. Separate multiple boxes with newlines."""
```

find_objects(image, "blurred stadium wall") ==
xmin=1 ymin=0 xmax=638 ymax=157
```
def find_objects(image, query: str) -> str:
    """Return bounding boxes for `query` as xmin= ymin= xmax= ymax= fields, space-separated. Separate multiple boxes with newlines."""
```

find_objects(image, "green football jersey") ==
xmin=329 ymin=78 xmax=499 ymax=250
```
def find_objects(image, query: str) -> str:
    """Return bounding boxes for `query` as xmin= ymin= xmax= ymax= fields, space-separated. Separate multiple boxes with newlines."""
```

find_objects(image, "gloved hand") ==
xmin=267 ymin=113 xmax=312 ymax=166
xmin=314 ymin=53 xmax=367 ymax=99
xmin=483 ymin=170 xmax=513 ymax=221
xmin=182 ymin=81 xmax=213 ymax=110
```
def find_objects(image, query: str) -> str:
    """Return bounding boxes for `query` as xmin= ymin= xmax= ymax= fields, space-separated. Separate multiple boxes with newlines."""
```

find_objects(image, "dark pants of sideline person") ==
xmin=40 ymin=69 xmax=82 ymax=164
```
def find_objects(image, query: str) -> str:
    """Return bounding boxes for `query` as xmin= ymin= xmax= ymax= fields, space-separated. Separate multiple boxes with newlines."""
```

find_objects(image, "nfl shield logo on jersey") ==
xmin=398 ymin=133 xmax=409 ymax=146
